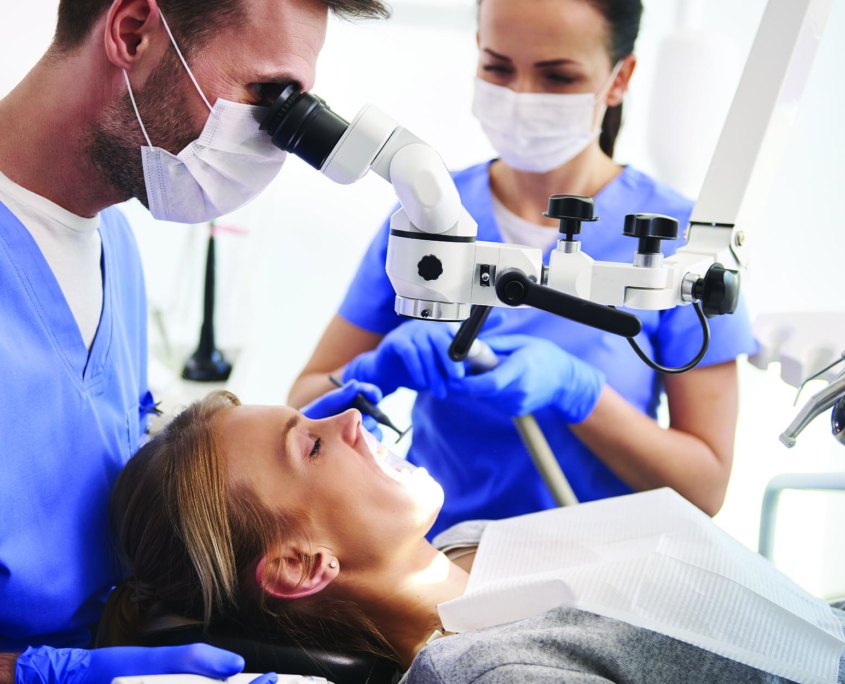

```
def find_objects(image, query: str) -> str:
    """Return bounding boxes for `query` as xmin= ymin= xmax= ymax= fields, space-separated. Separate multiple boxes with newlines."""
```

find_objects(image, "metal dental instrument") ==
xmin=793 ymin=352 xmax=845 ymax=406
xmin=328 ymin=375 xmax=411 ymax=443
xmin=780 ymin=367 xmax=845 ymax=448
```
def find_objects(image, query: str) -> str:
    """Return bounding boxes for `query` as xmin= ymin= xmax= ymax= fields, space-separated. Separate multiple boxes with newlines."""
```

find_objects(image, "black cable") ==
xmin=619 ymin=300 xmax=711 ymax=375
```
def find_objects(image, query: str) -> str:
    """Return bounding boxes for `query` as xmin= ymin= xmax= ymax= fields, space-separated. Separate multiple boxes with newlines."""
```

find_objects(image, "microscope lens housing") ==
xmin=261 ymin=85 xmax=350 ymax=171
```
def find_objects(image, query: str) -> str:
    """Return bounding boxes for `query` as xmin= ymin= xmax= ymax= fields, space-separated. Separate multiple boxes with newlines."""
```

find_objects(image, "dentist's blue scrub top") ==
xmin=339 ymin=163 xmax=758 ymax=537
xmin=0 ymin=201 xmax=150 ymax=650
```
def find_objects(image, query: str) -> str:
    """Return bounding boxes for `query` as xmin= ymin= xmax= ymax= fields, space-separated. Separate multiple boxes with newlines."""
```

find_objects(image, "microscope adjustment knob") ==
xmin=622 ymin=213 xmax=679 ymax=254
xmin=692 ymin=263 xmax=741 ymax=318
xmin=833 ymin=398 xmax=845 ymax=447
xmin=417 ymin=254 xmax=443 ymax=282
xmin=543 ymin=195 xmax=599 ymax=240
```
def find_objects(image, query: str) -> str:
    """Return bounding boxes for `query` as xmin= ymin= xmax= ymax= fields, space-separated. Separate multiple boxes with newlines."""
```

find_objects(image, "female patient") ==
xmin=99 ymin=392 xmax=845 ymax=684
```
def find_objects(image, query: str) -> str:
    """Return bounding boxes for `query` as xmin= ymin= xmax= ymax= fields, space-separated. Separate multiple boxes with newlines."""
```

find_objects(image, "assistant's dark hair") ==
xmin=584 ymin=0 xmax=643 ymax=158
xmin=52 ymin=0 xmax=390 ymax=55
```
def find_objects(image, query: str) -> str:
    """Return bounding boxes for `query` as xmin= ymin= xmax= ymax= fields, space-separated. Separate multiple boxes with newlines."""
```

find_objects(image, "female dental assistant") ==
xmin=289 ymin=0 xmax=757 ymax=537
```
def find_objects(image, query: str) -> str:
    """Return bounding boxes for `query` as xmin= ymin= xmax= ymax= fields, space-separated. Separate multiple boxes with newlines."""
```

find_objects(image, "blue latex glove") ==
xmin=342 ymin=321 xmax=465 ymax=400
xmin=15 ymin=644 xmax=278 ymax=684
xmin=301 ymin=379 xmax=385 ymax=439
xmin=449 ymin=334 xmax=606 ymax=421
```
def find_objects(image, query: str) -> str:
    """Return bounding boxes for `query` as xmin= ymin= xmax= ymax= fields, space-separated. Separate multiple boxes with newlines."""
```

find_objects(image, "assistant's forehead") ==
xmin=479 ymin=0 xmax=609 ymax=61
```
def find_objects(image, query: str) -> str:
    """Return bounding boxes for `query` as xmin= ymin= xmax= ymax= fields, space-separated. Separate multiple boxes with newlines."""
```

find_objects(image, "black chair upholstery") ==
xmin=141 ymin=623 xmax=401 ymax=684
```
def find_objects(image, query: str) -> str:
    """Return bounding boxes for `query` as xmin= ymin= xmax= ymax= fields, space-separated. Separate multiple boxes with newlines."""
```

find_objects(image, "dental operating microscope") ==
xmin=258 ymin=0 xmax=836 ymax=493
xmin=262 ymin=0 xmax=828 ymax=366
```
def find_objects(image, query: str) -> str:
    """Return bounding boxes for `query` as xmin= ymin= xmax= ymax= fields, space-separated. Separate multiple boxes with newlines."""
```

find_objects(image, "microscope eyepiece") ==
xmin=260 ymin=84 xmax=350 ymax=171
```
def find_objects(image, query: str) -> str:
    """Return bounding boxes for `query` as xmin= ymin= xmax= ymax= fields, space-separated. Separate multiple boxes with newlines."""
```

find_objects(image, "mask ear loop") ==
xmin=123 ymin=70 xmax=153 ymax=148
xmin=159 ymin=12 xmax=213 ymax=113
xmin=592 ymin=60 xmax=625 ymax=134
xmin=597 ymin=60 xmax=625 ymax=102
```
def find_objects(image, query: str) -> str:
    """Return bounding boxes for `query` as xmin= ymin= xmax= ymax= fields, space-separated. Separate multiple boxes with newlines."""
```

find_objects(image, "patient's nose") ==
xmin=337 ymin=408 xmax=362 ymax=446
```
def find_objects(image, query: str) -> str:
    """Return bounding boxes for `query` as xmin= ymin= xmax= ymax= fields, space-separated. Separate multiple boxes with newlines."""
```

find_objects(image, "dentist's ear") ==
xmin=104 ymin=0 xmax=165 ymax=73
xmin=256 ymin=548 xmax=340 ymax=600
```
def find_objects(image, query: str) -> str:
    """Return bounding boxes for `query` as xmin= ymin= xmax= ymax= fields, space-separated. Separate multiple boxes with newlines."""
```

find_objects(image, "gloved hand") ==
xmin=301 ymin=379 xmax=385 ymax=439
xmin=342 ymin=321 xmax=465 ymax=400
xmin=15 ymin=644 xmax=278 ymax=684
xmin=448 ymin=334 xmax=606 ymax=421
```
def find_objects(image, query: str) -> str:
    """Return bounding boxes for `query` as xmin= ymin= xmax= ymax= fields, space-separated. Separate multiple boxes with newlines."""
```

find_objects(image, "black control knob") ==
xmin=832 ymin=398 xmax=845 ymax=447
xmin=692 ymin=263 xmax=741 ymax=318
xmin=623 ymin=213 xmax=679 ymax=254
xmin=543 ymin=195 xmax=599 ymax=241
xmin=417 ymin=254 xmax=443 ymax=281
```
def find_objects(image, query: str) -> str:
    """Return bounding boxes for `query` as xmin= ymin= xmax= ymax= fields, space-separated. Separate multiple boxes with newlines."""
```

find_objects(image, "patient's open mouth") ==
xmin=360 ymin=426 xmax=426 ymax=484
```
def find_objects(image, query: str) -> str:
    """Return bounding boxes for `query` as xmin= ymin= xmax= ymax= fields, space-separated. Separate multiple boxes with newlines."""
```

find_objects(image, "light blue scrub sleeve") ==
xmin=655 ymin=293 xmax=758 ymax=368
xmin=337 ymin=212 xmax=402 ymax=336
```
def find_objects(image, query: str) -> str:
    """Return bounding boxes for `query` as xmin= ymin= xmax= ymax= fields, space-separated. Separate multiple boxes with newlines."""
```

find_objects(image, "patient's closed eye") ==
xmin=309 ymin=437 xmax=322 ymax=459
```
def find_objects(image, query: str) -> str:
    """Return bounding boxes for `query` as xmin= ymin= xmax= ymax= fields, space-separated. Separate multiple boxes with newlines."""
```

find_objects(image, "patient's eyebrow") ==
xmin=280 ymin=415 xmax=300 ymax=459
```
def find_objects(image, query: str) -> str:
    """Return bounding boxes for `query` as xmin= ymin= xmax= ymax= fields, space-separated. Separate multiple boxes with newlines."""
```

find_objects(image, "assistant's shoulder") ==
xmin=450 ymin=161 xmax=492 ymax=194
xmin=620 ymin=166 xmax=694 ymax=223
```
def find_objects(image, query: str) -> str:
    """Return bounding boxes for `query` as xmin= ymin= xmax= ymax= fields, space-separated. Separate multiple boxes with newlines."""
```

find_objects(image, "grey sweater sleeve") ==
xmin=407 ymin=605 xmax=834 ymax=684
xmin=411 ymin=645 xmax=612 ymax=684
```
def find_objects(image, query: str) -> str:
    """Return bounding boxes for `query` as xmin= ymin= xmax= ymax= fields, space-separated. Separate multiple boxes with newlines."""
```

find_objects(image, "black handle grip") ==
xmin=449 ymin=305 xmax=493 ymax=361
xmin=494 ymin=270 xmax=642 ymax=338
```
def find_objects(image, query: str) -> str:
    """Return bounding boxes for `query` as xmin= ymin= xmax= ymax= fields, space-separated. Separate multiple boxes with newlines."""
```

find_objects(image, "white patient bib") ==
xmin=438 ymin=489 xmax=845 ymax=684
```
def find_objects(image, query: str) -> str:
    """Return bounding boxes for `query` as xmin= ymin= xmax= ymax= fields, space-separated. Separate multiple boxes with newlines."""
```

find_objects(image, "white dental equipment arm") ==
xmin=260 ymin=0 xmax=832 ymax=373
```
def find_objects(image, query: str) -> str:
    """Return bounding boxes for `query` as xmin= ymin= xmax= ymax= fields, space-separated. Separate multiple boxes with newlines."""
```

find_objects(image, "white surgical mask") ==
xmin=472 ymin=63 xmax=622 ymax=174
xmin=123 ymin=14 xmax=286 ymax=224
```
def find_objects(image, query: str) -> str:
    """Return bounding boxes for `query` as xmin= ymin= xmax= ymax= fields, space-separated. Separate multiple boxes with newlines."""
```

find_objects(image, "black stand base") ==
xmin=182 ymin=348 xmax=232 ymax=383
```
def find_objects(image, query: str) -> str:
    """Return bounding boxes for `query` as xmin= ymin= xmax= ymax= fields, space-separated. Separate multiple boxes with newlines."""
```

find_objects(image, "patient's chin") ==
xmin=410 ymin=469 xmax=445 ymax=532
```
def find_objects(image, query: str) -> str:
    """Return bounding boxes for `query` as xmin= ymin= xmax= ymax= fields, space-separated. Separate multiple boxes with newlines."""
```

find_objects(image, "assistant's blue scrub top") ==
xmin=339 ymin=163 xmax=758 ymax=537
xmin=0 ymin=201 xmax=150 ymax=650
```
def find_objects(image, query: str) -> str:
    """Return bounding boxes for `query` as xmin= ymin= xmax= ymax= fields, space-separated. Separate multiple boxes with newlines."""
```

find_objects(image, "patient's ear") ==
xmin=256 ymin=546 xmax=339 ymax=600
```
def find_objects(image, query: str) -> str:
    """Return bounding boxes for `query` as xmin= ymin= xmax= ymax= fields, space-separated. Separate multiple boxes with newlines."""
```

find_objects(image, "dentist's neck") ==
xmin=0 ymin=46 xmax=127 ymax=217
xmin=490 ymin=142 xmax=622 ymax=227
xmin=346 ymin=540 xmax=469 ymax=670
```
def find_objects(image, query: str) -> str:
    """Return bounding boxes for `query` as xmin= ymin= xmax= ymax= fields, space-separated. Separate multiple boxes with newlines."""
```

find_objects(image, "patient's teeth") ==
xmin=361 ymin=426 xmax=423 ymax=483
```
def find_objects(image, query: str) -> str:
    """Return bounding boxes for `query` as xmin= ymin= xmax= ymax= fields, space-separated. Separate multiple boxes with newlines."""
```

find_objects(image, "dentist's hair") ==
xmin=97 ymin=390 xmax=395 ymax=662
xmin=52 ymin=0 xmax=390 ymax=54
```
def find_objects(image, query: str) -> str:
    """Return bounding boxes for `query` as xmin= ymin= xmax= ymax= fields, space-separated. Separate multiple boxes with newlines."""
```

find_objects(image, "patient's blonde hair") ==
xmin=97 ymin=390 xmax=395 ymax=661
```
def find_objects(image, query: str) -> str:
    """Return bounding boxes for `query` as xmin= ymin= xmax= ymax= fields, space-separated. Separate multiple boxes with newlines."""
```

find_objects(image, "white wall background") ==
xmin=3 ymin=0 xmax=845 ymax=595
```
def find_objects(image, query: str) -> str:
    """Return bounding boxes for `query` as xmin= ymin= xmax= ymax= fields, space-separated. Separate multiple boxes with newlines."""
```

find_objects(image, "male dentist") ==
xmin=0 ymin=0 xmax=387 ymax=681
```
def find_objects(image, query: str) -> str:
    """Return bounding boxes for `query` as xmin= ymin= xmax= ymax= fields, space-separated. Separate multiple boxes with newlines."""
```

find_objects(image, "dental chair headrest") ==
xmin=140 ymin=623 xmax=401 ymax=684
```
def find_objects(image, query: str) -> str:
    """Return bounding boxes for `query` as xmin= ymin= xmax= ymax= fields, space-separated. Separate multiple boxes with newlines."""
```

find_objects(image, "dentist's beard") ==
xmin=84 ymin=51 xmax=204 ymax=208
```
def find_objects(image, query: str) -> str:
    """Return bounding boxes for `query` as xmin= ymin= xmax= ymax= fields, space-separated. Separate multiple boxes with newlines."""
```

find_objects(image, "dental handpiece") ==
xmin=328 ymin=375 xmax=411 ymax=443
